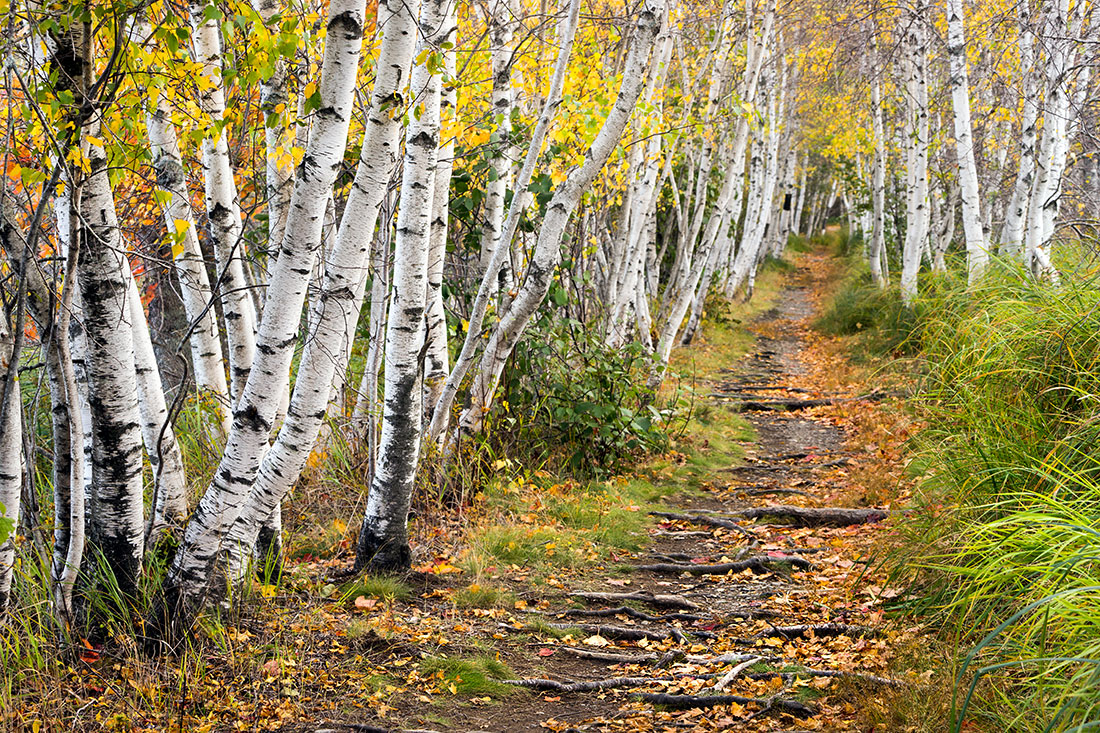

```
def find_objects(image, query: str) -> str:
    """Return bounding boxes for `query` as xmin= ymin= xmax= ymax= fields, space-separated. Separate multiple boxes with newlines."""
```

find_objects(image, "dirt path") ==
xmin=319 ymin=253 xmax=916 ymax=733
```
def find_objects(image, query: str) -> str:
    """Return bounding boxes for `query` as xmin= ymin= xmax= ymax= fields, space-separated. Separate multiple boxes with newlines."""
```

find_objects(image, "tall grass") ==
xmin=835 ymin=253 xmax=1100 ymax=730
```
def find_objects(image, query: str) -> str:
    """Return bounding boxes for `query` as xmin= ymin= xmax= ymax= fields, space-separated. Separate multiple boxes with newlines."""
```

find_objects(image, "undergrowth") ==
xmin=821 ymin=235 xmax=1100 ymax=731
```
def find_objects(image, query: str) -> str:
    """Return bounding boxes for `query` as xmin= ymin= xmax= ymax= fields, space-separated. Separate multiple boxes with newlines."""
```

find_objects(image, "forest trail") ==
xmin=357 ymin=249 xmax=922 ymax=733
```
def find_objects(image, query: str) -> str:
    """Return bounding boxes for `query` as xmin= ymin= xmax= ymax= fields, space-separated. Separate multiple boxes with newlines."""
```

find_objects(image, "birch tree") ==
xmin=945 ymin=0 xmax=988 ymax=284
xmin=189 ymin=0 xmax=259 ymax=399
xmin=155 ymin=0 xmax=370 ymax=630
xmin=0 ymin=305 xmax=20 ymax=613
xmin=221 ymin=0 xmax=424 ymax=581
xmin=78 ymin=126 xmax=147 ymax=602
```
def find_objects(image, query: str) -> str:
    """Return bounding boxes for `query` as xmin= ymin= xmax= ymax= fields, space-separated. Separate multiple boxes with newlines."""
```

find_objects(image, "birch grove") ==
xmin=0 ymin=0 xmax=1094 ymax=661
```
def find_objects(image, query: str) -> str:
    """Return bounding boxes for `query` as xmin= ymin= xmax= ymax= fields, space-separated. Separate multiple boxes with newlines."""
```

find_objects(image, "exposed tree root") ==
xmin=570 ymin=590 xmax=700 ymax=610
xmin=633 ymin=692 xmax=817 ymax=718
xmin=649 ymin=511 xmax=755 ymax=538
xmin=733 ymin=505 xmax=888 ymax=526
xmin=503 ymin=676 xmax=671 ymax=692
xmin=758 ymin=623 xmax=877 ymax=639
xmin=554 ymin=605 xmax=703 ymax=623
xmin=558 ymin=647 xmax=658 ymax=664
xmin=637 ymin=554 xmax=814 ymax=575
xmin=540 ymin=622 xmax=684 ymax=642
xmin=733 ymin=487 xmax=819 ymax=499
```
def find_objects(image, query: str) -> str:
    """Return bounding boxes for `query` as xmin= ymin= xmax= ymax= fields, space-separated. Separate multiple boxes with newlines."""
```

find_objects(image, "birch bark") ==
xmin=156 ymin=0 xmax=369 ymax=627
xmin=0 ymin=310 xmax=20 ymax=612
xmin=999 ymin=0 xmax=1040 ymax=256
xmin=220 ymin=0 xmax=422 ymax=581
xmin=945 ymin=0 xmax=988 ymax=284
xmin=189 ymin=0 xmax=259 ymax=399
xmin=78 ymin=127 xmax=146 ymax=601
xmin=426 ymin=0 xmax=583 ymax=443
xmin=143 ymin=63 xmax=231 ymax=435
xmin=354 ymin=0 xmax=447 ymax=571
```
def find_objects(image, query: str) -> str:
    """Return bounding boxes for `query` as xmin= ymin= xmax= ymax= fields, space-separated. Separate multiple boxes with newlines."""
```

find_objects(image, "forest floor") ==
xmin=23 ymin=246 xmax=945 ymax=733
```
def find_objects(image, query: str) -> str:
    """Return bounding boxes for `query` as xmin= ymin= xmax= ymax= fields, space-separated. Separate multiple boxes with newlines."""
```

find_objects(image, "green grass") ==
xmin=452 ymin=583 xmax=515 ymax=609
xmin=339 ymin=576 xmax=413 ymax=603
xmin=420 ymin=655 xmax=517 ymax=697
xmin=820 ymin=241 xmax=1100 ymax=730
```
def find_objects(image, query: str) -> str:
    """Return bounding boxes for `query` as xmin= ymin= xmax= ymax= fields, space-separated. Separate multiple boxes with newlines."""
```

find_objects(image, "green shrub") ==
xmin=493 ymin=315 xmax=675 ymax=477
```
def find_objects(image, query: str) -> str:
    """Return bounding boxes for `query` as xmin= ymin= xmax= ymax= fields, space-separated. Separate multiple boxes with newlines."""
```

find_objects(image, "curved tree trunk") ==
xmin=189 ymin=0 xmax=259 ymax=399
xmin=155 ymin=0 xmax=370 ymax=633
xmin=456 ymin=0 xmax=665 ymax=438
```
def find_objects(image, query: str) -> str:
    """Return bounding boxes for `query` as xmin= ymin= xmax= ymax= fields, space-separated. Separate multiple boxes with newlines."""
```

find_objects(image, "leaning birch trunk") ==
xmin=457 ymin=0 xmax=665 ymax=438
xmin=426 ymin=0 xmax=584 ymax=444
xmin=218 ymin=0 xmax=422 ymax=583
xmin=353 ymin=0 xmax=446 ymax=572
xmin=126 ymin=274 xmax=189 ymax=538
xmin=0 ymin=312 xmax=21 ymax=612
xmin=868 ymin=24 xmax=887 ymax=289
xmin=78 ymin=127 xmax=147 ymax=602
xmin=189 ymin=0 xmax=258 ymax=399
xmin=143 ymin=56 xmax=232 ymax=435
xmin=425 ymin=7 xmax=458 ymax=412
xmin=945 ymin=0 xmax=988 ymax=284
xmin=478 ymin=0 xmax=519 ymax=292
xmin=999 ymin=0 xmax=1039 ymax=256
xmin=153 ymin=0 xmax=369 ymax=633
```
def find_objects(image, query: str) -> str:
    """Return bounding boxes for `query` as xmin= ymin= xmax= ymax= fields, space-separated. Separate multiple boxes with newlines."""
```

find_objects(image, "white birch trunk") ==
xmin=868 ymin=24 xmax=887 ymax=288
xmin=126 ymin=273 xmax=189 ymax=536
xmin=999 ymin=1 xmax=1040 ymax=257
xmin=189 ymin=0 xmax=259 ymax=399
xmin=0 ymin=313 xmax=21 ymax=612
xmin=354 ymin=0 xmax=446 ymax=571
xmin=142 ymin=63 xmax=231 ymax=435
xmin=222 ymin=0 xmax=420 ymax=580
xmin=478 ymin=0 xmax=520 ymax=292
xmin=945 ymin=0 xmax=989 ymax=284
xmin=78 ymin=126 xmax=146 ymax=600
xmin=157 ymin=0 xmax=369 ymax=625
xmin=252 ymin=0 xmax=297 ymax=257
xmin=427 ymin=0 xmax=584 ymax=443
xmin=425 ymin=6 xmax=458 ymax=412
xmin=901 ymin=9 xmax=931 ymax=304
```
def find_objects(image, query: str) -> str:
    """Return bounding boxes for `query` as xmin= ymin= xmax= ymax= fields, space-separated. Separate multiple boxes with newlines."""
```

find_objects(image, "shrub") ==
xmin=493 ymin=316 xmax=675 ymax=477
